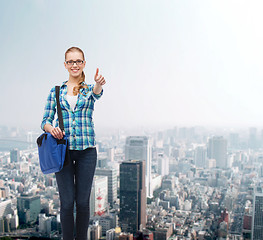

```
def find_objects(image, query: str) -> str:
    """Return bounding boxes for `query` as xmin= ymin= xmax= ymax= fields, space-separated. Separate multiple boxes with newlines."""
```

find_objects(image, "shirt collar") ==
xmin=61 ymin=81 xmax=67 ymax=88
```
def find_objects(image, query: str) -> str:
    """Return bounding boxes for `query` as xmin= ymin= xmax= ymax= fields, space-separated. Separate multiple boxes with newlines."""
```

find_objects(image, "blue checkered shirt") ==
xmin=41 ymin=81 xmax=103 ymax=150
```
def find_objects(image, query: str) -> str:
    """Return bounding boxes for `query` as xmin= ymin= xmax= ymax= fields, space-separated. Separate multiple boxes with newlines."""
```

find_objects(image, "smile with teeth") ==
xmin=71 ymin=69 xmax=79 ymax=73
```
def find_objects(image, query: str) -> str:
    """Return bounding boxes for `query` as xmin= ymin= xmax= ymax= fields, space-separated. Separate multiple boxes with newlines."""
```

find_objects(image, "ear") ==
xmin=83 ymin=60 xmax=86 ymax=68
xmin=64 ymin=62 xmax=67 ymax=68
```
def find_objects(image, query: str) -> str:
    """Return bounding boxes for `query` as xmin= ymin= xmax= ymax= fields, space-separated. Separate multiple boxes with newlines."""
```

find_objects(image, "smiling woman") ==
xmin=64 ymin=47 xmax=88 ymax=96
xmin=40 ymin=46 xmax=106 ymax=240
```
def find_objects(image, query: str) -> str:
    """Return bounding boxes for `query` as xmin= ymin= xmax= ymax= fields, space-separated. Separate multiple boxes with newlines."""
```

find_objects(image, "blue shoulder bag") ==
xmin=37 ymin=86 xmax=69 ymax=174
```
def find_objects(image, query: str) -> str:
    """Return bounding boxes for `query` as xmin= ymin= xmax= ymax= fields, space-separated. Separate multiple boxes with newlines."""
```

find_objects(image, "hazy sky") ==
xmin=1 ymin=0 xmax=263 ymax=131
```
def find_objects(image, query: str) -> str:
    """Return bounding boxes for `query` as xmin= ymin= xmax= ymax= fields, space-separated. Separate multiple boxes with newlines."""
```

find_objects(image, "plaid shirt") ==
xmin=41 ymin=81 xmax=103 ymax=150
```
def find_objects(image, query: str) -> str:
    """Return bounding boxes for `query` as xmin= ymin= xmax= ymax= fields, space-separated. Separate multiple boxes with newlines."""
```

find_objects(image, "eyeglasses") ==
xmin=65 ymin=60 xmax=84 ymax=66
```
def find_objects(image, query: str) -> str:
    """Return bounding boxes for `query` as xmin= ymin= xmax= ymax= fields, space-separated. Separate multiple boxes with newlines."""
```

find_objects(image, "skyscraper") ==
xmin=228 ymin=133 xmax=239 ymax=149
xmin=90 ymin=176 xmax=108 ymax=217
xmin=17 ymin=193 xmax=41 ymax=224
xmin=119 ymin=160 xmax=146 ymax=234
xmin=194 ymin=146 xmax=207 ymax=168
xmin=157 ymin=153 xmax=169 ymax=176
xmin=207 ymin=136 xmax=227 ymax=169
xmin=95 ymin=168 xmax=118 ymax=206
xmin=0 ymin=200 xmax=12 ymax=218
xmin=125 ymin=136 xmax=152 ymax=197
xmin=249 ymin=127 xmax=258 ymax=149
xmin=252 ymin=190 xmax=263 ymax=240
xmin=107 ymin=148 xmax=115 ymax=162
xmin=10 ymin=149 xmax=19 ymax=163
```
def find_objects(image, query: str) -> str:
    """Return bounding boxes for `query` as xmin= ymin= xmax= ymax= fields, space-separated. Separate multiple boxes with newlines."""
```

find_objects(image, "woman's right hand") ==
xmin=44 ymin=124 xmax=65 ymax=139
xmin=50 ymin=127 xmax=65 ymax=140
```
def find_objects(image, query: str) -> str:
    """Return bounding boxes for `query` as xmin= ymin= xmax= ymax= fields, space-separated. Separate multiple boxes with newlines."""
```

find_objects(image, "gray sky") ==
xmin=1 ymin=0 xmax=263 ymax=131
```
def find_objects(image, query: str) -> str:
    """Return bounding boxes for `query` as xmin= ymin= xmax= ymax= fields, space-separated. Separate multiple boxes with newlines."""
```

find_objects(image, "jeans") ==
xmin=55 ymin=147 xmax=97 ymax=240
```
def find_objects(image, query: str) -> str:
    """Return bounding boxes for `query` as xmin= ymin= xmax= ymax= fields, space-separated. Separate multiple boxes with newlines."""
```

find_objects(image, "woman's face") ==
xmin=64 ymin=51 xmax=86 ymax=78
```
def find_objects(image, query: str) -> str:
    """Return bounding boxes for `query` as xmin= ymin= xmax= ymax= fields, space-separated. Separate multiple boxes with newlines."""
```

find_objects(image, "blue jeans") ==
xmin=55 ymin=147 xmax=97 ymax=240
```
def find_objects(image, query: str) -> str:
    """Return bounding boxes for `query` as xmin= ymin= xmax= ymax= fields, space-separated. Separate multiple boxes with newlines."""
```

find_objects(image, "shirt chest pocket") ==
xmin=75 ymin=94 xmax=94 ymax=111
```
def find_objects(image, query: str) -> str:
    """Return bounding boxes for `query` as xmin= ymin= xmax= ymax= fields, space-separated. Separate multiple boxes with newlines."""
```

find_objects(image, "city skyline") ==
xmin=2 ymin=1 xmax=263 ymax=130
xmin=1 ymin=123 xmax=263 ymax=238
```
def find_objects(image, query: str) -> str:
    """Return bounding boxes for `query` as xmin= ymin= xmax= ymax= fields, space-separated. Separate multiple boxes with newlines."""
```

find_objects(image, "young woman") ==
xmin=41 ymin=46 xmax=106 ymax=240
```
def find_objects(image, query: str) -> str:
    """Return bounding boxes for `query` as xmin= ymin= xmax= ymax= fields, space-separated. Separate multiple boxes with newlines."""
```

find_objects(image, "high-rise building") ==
xmin=107 ymin=148 xmax=115 ymax=162
xmin=10 ymin=149 xmax=20 ymax=163
xmin=0 ymin=200 xmax=12 ymax=218
xmin=119 ymin=160 xmax=146 ymax=234
xmin=106 ymin=228 xmax=115 ymax=240
xmin=252 ymin=190 xmax=263 ymax=240
xmin=95 ymin=168 xmax=117 ymax=206
xmin=178 ymin=127 xmax=195 ymax=141
xmin=249 ymin=127 xmax=258 ymax=149
xmin=90 ymin=176 xmax=108 ymax=217
xmin=97 ymin=155 xmax=108 ymax=168
xmin=125 ymin=136 xmax=152 ymax=197
xmin=194 ymin=146 xmax=207 ymax=168
xmin=218 ymin=209 xmax=229 ymax=228
xmin=106 ymin=227 xmax=121 ymax=240
xmin=157 ymin=153 xmax=169 ymax=176
xmin=89 ymin=220 xmax=102 ymax=240
xmin=243 ymin=214 xmax=252 ymax=238
xmin=207 ymin=136 xmax=227 ymax=169
xmin=39 ymin=213 xmax=54 ymax=235
xmin=260 ymin=129 xmax=263 ymax=148
xmin=17 ymin=193 xmax=41 ymax=224
xmin=228 ymin=133 xmax=239 ymax=149
xmin=27 ymin=131 xmax=33 ymax=143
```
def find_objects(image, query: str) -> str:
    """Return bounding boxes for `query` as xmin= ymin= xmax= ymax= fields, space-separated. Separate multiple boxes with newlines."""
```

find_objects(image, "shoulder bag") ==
xmin=36 ymin=86 xmax=69 ymax=174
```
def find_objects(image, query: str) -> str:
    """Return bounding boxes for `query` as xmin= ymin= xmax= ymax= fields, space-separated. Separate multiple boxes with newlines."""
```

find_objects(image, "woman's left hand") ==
xmin=94 ymin=68 xmax=106 ymax=86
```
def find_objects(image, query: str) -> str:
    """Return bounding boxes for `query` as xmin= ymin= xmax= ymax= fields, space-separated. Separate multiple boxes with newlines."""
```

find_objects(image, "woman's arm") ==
xmin=41 ymin=87 xmax=64 ymax=139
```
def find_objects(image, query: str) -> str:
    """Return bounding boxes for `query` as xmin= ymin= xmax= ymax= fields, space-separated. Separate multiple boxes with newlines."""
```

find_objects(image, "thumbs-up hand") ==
xmin=94 ymin=68 xmax=106 ymax=86
xmin=93 ymin=68 xmax=106 ymax=95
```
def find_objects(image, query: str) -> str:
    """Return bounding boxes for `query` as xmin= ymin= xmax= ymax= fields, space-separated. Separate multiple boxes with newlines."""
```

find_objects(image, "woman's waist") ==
xmin=54 ymin=117 xmax=94 ymax=127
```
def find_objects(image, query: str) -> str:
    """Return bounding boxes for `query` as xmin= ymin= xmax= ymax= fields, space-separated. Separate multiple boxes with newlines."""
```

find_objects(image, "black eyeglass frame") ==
xmin=65 ymin=60 xmax=84 ymax=66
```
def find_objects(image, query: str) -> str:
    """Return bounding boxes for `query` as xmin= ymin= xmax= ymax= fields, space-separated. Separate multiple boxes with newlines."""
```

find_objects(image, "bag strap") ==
xmin=55 ymin=86 xmax=64 ymax=131
xmin=55 ymin=86 xmax=70 ymax=167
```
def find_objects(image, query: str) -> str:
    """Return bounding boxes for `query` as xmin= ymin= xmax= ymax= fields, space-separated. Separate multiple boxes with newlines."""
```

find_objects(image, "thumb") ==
xmin=95 ymin=68 xmax=99 ymax=77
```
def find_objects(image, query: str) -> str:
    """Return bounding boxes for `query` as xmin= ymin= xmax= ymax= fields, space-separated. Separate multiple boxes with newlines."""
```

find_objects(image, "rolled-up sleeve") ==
xmin=92 ymin=89 xmax=103 ymax=100
xmin=87 ymin=84 xmax=103 ymax=101
xmin=41 ymin=87 xmax=56 ymax=131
